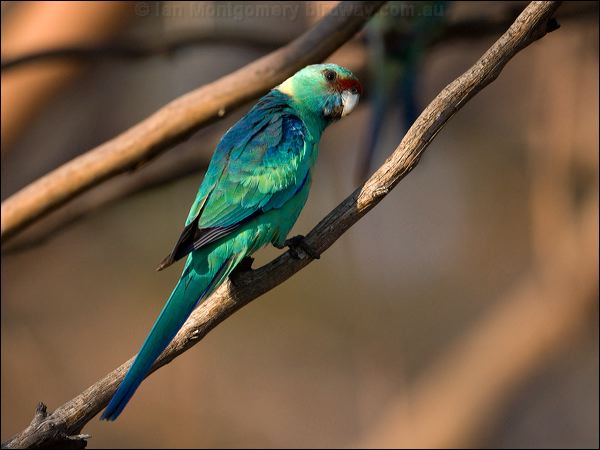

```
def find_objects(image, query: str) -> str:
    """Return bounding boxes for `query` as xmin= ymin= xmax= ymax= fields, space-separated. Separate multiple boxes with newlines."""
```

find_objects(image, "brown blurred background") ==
xmin=1 ymin=1 xmax=598 ymax=448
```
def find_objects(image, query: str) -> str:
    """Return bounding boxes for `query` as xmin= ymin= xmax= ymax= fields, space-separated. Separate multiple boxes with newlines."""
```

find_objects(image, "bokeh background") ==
xmin=1 ymin=1 xmax=598 ymax=448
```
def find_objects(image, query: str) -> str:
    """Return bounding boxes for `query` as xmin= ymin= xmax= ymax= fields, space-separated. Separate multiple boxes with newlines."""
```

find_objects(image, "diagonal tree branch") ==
xmin=1 ymin=1 xmax=561 ymax=448
xmin=0 ymin=0 xmax=386 ymax=243
xmin=430 ymin=0 xmax=595 ymax=46
xmin=1 ymin=135 xmax=214 ymax=255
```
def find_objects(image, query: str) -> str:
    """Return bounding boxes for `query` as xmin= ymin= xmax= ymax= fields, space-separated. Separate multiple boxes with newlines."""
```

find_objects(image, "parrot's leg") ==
xmin=231 ymin=256 xmax=255 ymax=277
xmin=275 ymin=235 xmax=320 ymax=260
xmin=229 ymin=256 xmax=255 ymax=287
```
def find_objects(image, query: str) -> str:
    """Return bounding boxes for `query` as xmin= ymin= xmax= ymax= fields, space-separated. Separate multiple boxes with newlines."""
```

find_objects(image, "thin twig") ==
xmin=1 ymin=2 xmax=561 ymax=448
xmin=0 ymin=1 xmax=386 ymax=243
xmin=1 ymin=29 xmax=294 ymax=71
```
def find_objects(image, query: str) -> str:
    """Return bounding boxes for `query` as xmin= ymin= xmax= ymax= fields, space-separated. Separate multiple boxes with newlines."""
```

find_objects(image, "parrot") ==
xmin=101 ymin=64 xmax=362 ymax=420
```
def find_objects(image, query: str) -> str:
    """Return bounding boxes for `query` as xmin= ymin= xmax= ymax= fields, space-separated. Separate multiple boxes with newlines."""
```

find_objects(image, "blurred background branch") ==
xmin=0 ymin=1 xmax=133 ymax=153
xmin=358 ymin=30 xmax=599 ymax=444
xmin=360 ymin=185 xmax=598 ymax=448
xmin=0 ymin=28 xmax=291 ymax=72
xmin=0 ymin=0 xmax=386 ymax=243
xmin=1 ymin=2 xmax=562 ymax=448
xmin=1 ymin=125 xmax=219 ymax=255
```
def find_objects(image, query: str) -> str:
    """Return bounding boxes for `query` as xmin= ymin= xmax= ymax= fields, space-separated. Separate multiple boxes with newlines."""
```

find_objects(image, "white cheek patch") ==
xmin=341 ymin=90 xmax=359 ymax=117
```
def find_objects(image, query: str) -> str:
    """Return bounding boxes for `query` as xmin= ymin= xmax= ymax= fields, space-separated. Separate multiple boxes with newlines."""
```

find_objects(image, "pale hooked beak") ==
xmin=341 ymin=89 xmax=360 ymax=117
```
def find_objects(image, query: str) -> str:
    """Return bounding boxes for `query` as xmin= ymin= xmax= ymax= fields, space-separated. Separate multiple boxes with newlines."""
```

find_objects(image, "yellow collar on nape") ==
xmin=276 ymin=77 xmax=295 ymax=97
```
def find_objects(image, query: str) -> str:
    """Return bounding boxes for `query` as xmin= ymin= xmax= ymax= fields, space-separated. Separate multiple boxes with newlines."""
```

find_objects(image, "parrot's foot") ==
xmin=278 ymin=235 xmax=320 ymax=260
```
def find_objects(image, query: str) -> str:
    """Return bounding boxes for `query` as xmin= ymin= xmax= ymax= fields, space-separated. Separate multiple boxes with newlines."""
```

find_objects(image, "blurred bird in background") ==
xmin=357 ymin=1 xmax=449 ymax=182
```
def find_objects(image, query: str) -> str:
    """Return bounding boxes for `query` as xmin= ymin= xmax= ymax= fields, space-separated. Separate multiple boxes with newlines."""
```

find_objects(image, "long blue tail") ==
xmin=101 ymin=252 xmax=240 ymax=420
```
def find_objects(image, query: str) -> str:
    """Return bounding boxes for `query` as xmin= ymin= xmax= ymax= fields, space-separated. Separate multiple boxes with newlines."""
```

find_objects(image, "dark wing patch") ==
xmin=156 ymin=211 xmax=260 ymax=271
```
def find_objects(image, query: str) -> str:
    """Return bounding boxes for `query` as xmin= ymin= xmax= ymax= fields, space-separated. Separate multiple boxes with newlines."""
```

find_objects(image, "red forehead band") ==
xmin=335 ymin=77 xmax=363 ymax=96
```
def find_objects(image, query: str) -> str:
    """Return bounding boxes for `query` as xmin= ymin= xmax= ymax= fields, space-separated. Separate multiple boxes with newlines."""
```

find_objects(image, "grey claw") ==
xmin=284 ymin=235 xmax=320 ymax=260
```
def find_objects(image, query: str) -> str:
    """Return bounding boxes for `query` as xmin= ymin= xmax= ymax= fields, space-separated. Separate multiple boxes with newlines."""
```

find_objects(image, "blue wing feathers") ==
xmin=159 ymin=90 xmax=310 ymax=268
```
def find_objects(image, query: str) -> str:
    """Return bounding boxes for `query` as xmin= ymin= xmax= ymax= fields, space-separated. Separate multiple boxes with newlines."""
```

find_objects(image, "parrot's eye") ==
xmin=350 ymin=86 xmax=358 ymax=95
xmin=324 ymin=70 xmax=336 ymax=82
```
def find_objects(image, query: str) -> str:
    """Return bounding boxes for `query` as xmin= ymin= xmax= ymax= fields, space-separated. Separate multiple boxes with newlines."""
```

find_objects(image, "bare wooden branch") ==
xmin=1 ymin=1 xmax=561 ymax=448
xmin=1 ymin=134 xmax=214 ymax=255
xmin=0 ymin=0 xmax=386 ymax=242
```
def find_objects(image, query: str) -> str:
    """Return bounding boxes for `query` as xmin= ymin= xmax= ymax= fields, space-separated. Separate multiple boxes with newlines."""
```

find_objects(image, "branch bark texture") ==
xmin=1 ymin=1 xmax=561 ymax=448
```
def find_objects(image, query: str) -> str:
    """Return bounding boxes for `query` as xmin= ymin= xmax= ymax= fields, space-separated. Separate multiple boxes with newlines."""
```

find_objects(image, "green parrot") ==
xmin=101 ymin=64 xmax=362 ymax=420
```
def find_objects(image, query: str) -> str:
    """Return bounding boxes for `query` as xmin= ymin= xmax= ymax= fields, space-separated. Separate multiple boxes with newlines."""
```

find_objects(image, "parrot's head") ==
xmin=277 ymin=64 xmax=362 ymax=124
